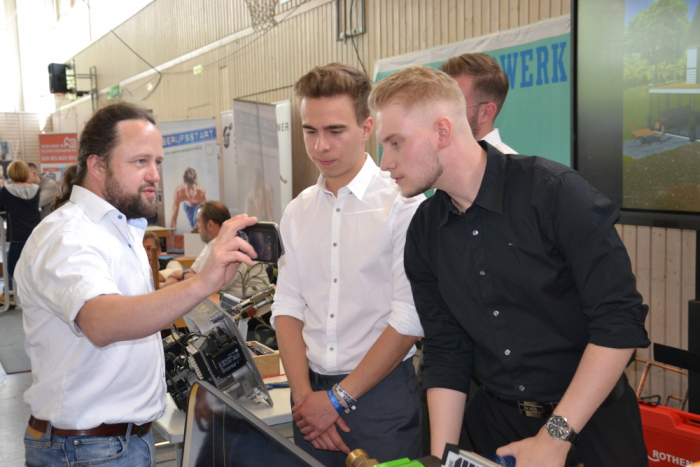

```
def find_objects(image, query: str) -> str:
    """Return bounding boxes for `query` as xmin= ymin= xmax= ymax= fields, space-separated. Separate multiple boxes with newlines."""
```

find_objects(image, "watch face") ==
xmin=547 ymin=416 xmax=570 ymax=439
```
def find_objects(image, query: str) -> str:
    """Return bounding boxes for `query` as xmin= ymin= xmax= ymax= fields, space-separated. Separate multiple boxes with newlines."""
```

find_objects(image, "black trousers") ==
xmin=292 ymin=359 xmax=423 ymax=467
xmin=465 ymin=377 xmax=649 ymax=466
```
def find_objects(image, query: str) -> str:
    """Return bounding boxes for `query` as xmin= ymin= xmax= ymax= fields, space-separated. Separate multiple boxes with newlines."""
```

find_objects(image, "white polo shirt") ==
xmin=16 ymin=186 xmax=166 ymax=430
xmin=271 ymin=155 xmax=424 ymax=375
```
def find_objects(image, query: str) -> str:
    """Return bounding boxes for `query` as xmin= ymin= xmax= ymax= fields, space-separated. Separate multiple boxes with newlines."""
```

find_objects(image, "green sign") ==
xmin=107 ymin=84 xmax=120 ymax=100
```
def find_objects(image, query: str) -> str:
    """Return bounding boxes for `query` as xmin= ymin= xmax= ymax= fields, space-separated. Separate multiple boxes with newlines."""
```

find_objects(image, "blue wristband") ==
xmin=327 ymin=389 xmax=345 ymax=415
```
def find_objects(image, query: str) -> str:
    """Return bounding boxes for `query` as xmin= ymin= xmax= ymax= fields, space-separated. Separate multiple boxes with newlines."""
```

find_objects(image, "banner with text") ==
xmin=374 ymin=16 xmax=571 ymax=166
xmin=230 ymin=100 xmax=282 ymax=224
xmin=38 ymin=133 xmax=78 ymax=184
xmin=160 ymin=118 xmax=220 ymax=234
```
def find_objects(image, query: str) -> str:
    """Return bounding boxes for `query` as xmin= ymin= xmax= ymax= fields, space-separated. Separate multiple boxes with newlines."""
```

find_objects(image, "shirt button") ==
xmin=118 ymin=215 xmax=122 ymax=220
xmin=333 ymin=243 xmax=337 ymax=247
xmin=128 ymin=244 xmax=132 ymax=248
xmin=333 ymin=278 xmax=338 ymax=283
xmin=493 ymin=310 xmax=499 ymax=317
xmin=336 ymin=208 xmax=340 ymax=212
xmin=479 ymin=270 xmax=486 ymax=276
xmin=504 ymin=349 xmax=511 ymax=356
xmin=472 ymin=229 xmax=479 ymax=236
xmin=330 ymin=347 xmax=334 ymax=351
xmin=519 ymin=385 xmax=526 ymax=392
xmin=330 ymin=314 xmax=335 ymax=318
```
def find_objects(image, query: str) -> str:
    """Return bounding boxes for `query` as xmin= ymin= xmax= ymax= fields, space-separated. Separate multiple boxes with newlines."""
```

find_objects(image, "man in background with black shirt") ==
xmin=370 ymin=65 xmax=649 ymax=466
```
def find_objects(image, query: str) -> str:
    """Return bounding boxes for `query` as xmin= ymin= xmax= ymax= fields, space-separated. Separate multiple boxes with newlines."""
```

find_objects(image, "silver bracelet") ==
xmin=333 ymin=383 xmax=357 ymax=411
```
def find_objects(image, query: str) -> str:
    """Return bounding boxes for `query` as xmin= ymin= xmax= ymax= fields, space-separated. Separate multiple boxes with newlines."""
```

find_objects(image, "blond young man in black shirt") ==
xmin=370 ymin=66 xmax=649 ymax=467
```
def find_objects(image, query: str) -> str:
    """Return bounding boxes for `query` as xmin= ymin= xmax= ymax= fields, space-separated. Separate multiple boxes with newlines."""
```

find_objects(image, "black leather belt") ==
xmin=28 ymin=416 xmax=152 ymax=438
xmin=484 ymin=374 xmax=628 ymax=419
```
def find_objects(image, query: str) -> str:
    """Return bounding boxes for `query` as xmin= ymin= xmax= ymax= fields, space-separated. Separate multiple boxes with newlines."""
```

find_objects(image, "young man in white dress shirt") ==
xmin=440 ymin=53 xmax=517 ymax=154
xmin=270 ymin=63 xmax=425 ymax=466
xmin=16 ymin=102 xmax=258 ymax=467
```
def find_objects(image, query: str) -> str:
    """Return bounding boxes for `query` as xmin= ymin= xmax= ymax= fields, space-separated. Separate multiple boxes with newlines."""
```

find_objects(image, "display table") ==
xmin=153 ymin=374 xmax=292 ymax=445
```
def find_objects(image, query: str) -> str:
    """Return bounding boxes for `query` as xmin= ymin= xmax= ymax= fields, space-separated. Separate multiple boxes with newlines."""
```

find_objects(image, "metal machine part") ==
xmin=163 ymin=287 xmax=276 ymax=411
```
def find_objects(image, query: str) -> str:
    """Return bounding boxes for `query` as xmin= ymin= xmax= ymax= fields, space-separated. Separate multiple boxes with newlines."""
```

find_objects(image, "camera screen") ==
xmin=249 ymin=231 xmax=274 ymax=262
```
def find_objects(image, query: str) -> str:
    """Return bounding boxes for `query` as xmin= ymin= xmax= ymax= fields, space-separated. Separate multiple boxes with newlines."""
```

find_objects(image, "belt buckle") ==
xmin=518 ymin=401 xmax=546 ymax=418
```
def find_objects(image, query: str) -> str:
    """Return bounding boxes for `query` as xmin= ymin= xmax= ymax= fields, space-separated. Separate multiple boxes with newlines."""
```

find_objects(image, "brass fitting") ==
xmin=346 ymin=449 xmax=380 ymax=467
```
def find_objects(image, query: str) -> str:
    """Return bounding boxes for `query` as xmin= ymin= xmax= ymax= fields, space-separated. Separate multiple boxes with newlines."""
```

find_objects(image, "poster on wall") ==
xmin=0 ymin=141 xmax=13 ymax=161
xmin=274 ymin=100 xmax=293 ymax=212
xmin=38 ymin=133 xmax=78 ymax=185
xmin=160 ymin=118 xmax=220 ymax=234
xmin=221 ymin=110 xmax=240 ymax=215
xmin=230 ymin=100 xmax=281 ymax=224
xmin=374 ymin=16 xmax=571 ymax=166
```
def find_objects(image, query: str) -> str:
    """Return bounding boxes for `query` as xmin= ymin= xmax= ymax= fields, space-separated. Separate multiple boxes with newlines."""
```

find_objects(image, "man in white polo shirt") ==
xmin=16 ymin=102 xmax=258 ymax=467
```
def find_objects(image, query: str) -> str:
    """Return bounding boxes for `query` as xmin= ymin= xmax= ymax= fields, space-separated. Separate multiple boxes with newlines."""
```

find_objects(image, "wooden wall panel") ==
xmin=52 ymin=0 xmax=695 ymax=402
xmin=0 ymin=112 xmax=43 ymax=166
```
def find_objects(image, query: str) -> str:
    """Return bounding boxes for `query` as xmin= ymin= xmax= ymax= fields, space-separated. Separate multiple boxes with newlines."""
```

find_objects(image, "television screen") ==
xmin=574 ymin=0 xmax=700 ymax=229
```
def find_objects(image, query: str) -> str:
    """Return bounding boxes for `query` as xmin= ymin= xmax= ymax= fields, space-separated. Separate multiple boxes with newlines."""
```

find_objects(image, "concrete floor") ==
xmin=0 ymin=308 xmax=178 ymax=467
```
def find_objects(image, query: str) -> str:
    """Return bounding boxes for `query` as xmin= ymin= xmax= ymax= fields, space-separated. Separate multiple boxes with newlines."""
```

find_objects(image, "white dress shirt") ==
xmin=191 ymin=237 xmax=268 ymax=298
xmin=482 ymin=128 xmax=518 ymax=154
xmin=16 ymin=186 xmax=166 ymax=429
xmin=271 ymin=155 xmax=424 ymax=375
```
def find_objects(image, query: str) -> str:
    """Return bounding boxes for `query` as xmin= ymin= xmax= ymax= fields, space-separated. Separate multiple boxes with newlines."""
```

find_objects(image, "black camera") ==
xmin=237 ymin=222 xmax=284 ymax=264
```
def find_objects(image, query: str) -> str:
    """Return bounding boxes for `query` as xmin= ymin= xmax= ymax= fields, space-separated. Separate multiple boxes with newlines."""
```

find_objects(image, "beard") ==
xmin=402 ymin=141 xmax=444 ymax=198
xmin=104 ymin=170 xmax=158 ymax=219
xmin=468 ymin=111 xmax=481 ymax=140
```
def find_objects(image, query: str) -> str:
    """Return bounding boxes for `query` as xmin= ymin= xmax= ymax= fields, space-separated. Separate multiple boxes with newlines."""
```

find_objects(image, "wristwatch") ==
xmin=545 ymin=414 xmax=579 ymax=445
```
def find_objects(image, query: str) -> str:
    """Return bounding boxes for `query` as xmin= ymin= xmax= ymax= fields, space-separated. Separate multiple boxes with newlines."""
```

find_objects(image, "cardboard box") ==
xmin=247 ymin=341 xmax=280 ymax=378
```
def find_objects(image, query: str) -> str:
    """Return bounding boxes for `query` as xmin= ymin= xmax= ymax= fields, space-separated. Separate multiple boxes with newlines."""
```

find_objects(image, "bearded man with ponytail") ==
xmin=16 ymin=102 xmax=260 ymax=467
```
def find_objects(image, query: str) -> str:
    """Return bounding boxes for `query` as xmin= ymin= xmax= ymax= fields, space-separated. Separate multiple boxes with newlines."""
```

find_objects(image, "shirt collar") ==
xmin=436 ymin=141 xmax=505 ymax=225
xmin=69 ymin=185 xmax=147 ymax=228
xmin=317 ymin=153 xmax=376 ymax=201
xmin=481 ymin=128 xmax=502 ymax=147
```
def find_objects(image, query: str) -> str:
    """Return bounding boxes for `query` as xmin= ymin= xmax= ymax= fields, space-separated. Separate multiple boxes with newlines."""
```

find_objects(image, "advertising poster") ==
xmin=275 ymin=100 xmax=293 ymax=213
xmin=374 ymin=16 xmax=571 ymax=166
xmin=221 ymin=110 xmax=239 ymax=215
xmin=231 ymin=100 xmax=281 ymax=223
xmin=38 ymin=133 xmax=78 ymax=184
xmin=160 ymin=119 xmax=220 ymax=234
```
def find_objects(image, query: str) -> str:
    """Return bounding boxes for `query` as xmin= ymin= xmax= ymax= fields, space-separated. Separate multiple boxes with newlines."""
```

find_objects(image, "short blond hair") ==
xmin=7 ymin=160 xmax=30 ymax=183
xmin=369 ymin=66 xmax=466 ymax=120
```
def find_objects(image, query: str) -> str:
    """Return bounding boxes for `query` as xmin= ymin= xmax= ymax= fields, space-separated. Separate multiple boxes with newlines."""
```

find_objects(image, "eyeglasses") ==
xmin=466 ymin=102 xmax=489 ymax=109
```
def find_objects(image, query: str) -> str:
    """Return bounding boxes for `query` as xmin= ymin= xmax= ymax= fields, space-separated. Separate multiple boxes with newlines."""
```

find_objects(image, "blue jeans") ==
xmin=24 ymin=425 xmax=155 ymax=467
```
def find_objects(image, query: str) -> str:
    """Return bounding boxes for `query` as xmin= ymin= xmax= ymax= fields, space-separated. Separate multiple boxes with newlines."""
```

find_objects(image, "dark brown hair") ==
xmin=198 ymin=200 xmax=231 ymax=227
xmin=440 ymin=53 xmax=510 ymax=117
xmin=294 ymin=63 xmax=372 ymax=125
xmin=52 ymin=102 xmax=156 ymax=211
xmin=183 ymin=167 xmax=197 ymax=184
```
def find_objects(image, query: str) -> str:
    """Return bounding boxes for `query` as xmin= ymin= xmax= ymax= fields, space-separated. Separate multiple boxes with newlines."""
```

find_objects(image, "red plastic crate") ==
xmin=640 ymin=401 xmax=700 ymax=465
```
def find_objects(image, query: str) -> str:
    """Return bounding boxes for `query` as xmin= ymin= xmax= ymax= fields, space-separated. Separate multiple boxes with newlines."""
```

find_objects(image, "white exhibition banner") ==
xmin=221 ymin=110 xmax=239 ymax=215
xmin=274 ymin=99 xmax=293 ymax=212
xmin=230 ymin=100 xmax=281 ymax=224
xmin=160 ymin=118 xmax=220 ymax=234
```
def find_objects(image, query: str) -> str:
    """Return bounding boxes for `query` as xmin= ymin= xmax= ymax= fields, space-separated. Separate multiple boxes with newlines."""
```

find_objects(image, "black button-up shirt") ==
xmin=405 ymin=143 xmax=650 ymax=402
